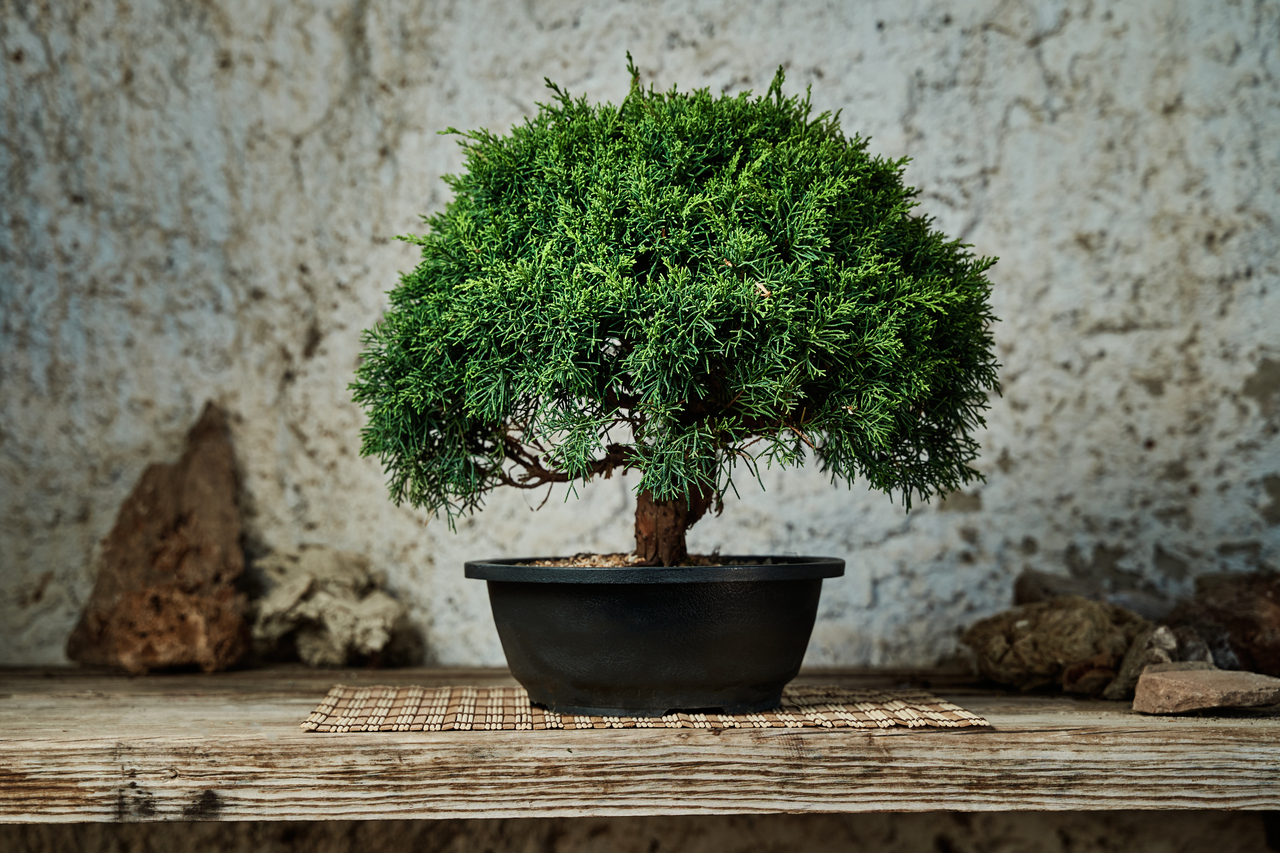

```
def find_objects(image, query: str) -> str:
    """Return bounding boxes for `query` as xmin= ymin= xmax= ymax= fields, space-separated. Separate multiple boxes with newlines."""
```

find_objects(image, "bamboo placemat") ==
xmin=301 ymin=685 xmax=989 ymax=732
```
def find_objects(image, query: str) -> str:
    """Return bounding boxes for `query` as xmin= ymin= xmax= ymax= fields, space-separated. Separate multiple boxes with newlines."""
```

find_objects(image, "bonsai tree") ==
xmin=352 ymin=60 xmax=999 ymax=567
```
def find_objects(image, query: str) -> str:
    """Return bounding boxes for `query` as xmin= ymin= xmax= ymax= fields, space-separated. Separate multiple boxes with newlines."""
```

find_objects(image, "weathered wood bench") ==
xmin=2 ymin=667 xmax=1277 ymax=822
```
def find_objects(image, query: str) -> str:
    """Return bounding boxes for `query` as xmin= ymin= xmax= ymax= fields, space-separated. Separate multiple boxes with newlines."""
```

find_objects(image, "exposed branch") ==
xmin=497 ymin=435 xmax=636 ymax=489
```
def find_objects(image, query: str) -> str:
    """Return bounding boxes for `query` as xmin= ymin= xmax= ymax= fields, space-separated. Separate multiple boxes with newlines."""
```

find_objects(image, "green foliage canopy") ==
xmin=352 ymin=63 xmax=999 ymax=525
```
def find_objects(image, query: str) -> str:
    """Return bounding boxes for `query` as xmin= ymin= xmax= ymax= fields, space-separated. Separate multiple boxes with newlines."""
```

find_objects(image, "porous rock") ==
xmin=1163 ymin=571 xmax=1280 ymax=676
xmin=1133 ymin=667 xmax=1280 ymax=715
xmin=251 ymin=545 xmax=414 ymax=667
xmin=961 ymin=596 xmax=1148 ymax=693
xmin=65 ymin=404 xmax=248 ymax=674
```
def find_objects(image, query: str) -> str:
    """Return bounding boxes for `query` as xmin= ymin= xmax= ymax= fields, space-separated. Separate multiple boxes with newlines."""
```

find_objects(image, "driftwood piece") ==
xmin=65 ymin=403 xmax=248 ymax=674
xmin=251 ymin=545 xmax=414 ymax=667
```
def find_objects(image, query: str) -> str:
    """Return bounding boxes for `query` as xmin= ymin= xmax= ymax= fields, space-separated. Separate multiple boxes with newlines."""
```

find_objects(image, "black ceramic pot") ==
xmin=465 ymin=556 xmax=845 ymax=716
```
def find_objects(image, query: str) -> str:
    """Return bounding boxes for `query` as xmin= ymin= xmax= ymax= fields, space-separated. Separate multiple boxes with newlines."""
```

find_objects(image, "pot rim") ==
xmin=465 ymin=555 xmax=844 ymax=584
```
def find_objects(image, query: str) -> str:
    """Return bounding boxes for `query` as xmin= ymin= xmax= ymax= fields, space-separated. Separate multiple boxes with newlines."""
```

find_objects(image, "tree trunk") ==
xmin=634 ymin=487 xmax=714 ymax=567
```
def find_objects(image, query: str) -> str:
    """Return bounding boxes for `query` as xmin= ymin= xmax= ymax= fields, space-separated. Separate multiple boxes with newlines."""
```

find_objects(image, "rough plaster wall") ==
xmin=2 ymin=0 xmax=1277 ymax=667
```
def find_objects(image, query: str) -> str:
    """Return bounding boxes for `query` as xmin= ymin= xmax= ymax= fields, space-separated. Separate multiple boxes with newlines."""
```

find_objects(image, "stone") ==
xmin=1164 ymin=572 xmax=1280 ymax=676
xmin=1168 ymin=623 xmax=1227 ymax=667
xmin=1101 ymin=629 xmax=1239 ymax=702
xmin=1102 ymin=625 xmax=1179 ymax=701
xmin=1100 ymin=572 xmax=1280 ymax=702
xmin=1013 ymin=569 xmax=1101 ymax=605
xmin=1060 ymin=653 xmax=1121 ymax=696
xmin=1143 ymin=661 xmax=1217 ymax=674
xmin=1132 ymin=667 xmax=1280 ymax=715
xmin=65 ymin=404 xmax=248 ymax=674
xmin=1104 ymin=589 xmax=1175 ymax=623
xmin=961 ymin=596 xmax=1148 ymax=693
xmin=250 ymin=545 xmax=418 ymax=667
xmin=1012 ymin=569 xmax=1173 ymax=621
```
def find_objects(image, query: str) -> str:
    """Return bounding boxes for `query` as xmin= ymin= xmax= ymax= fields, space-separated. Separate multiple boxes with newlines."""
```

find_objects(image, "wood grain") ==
xmin=2 ymin=667 xmax=1277 ymax=822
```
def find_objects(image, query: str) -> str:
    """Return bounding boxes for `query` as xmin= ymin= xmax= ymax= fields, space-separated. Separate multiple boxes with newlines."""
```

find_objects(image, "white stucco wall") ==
xmin=3 ymin=0 xmax=1278 ymax=667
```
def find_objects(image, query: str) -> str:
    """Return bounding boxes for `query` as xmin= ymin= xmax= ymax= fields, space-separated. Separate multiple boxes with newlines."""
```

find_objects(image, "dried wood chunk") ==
xmin=65 ymin=403 xmax=248 ymax=673
xmin=251 ymin=545 xmax=416 ymax=667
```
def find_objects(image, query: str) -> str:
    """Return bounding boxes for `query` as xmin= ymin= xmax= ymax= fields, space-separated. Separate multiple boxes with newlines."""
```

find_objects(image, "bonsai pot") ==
xmin=465 ymin=556 xmax=844 ymax=716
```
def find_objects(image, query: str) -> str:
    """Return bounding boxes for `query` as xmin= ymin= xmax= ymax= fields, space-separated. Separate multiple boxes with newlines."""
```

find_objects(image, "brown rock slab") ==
xmin=1133 ymin=668 xmax=1280 ymax=714
xmin=1164 ymin=571 xmax=1280 ymax=676
xmin=960 ymin=596 xmax=1148 ymax=693
xmin=65 ymin=403 xmax=248 ymax=673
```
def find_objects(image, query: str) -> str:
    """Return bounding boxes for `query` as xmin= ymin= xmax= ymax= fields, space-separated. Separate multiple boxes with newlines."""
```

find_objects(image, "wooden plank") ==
xmin=1 ymin=667 xmax=1278 ymax=822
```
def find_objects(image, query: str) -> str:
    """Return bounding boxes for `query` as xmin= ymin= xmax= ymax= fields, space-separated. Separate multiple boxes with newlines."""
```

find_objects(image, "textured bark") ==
xmin=65 ymin=403 xmax=248 ymax=673
xmin=633 ymin=488 xmax=714 ymax=567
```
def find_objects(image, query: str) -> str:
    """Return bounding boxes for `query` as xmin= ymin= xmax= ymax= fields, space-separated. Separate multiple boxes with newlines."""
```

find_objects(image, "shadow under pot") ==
xmin=465 ymin=556 xmax=845 ymax=717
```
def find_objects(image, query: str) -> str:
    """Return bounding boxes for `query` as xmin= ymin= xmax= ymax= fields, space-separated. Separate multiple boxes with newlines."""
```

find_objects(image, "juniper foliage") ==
xmin=353 ymin=61 xmax=999 ymax=532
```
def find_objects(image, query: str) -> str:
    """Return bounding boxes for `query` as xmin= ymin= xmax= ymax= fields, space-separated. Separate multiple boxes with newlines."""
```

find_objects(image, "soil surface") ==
xmin=523 ymin=553 xmax=769 ymax=568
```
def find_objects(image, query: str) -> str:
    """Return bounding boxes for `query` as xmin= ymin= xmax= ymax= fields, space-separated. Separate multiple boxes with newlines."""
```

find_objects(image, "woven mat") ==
xmin=301 ymin=685 xmax=989 ymax=732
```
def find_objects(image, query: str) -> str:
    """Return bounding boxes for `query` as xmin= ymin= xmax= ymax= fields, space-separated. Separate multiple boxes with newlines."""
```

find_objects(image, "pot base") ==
xmin=526 ymin=693 xmax=787 ymax=718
